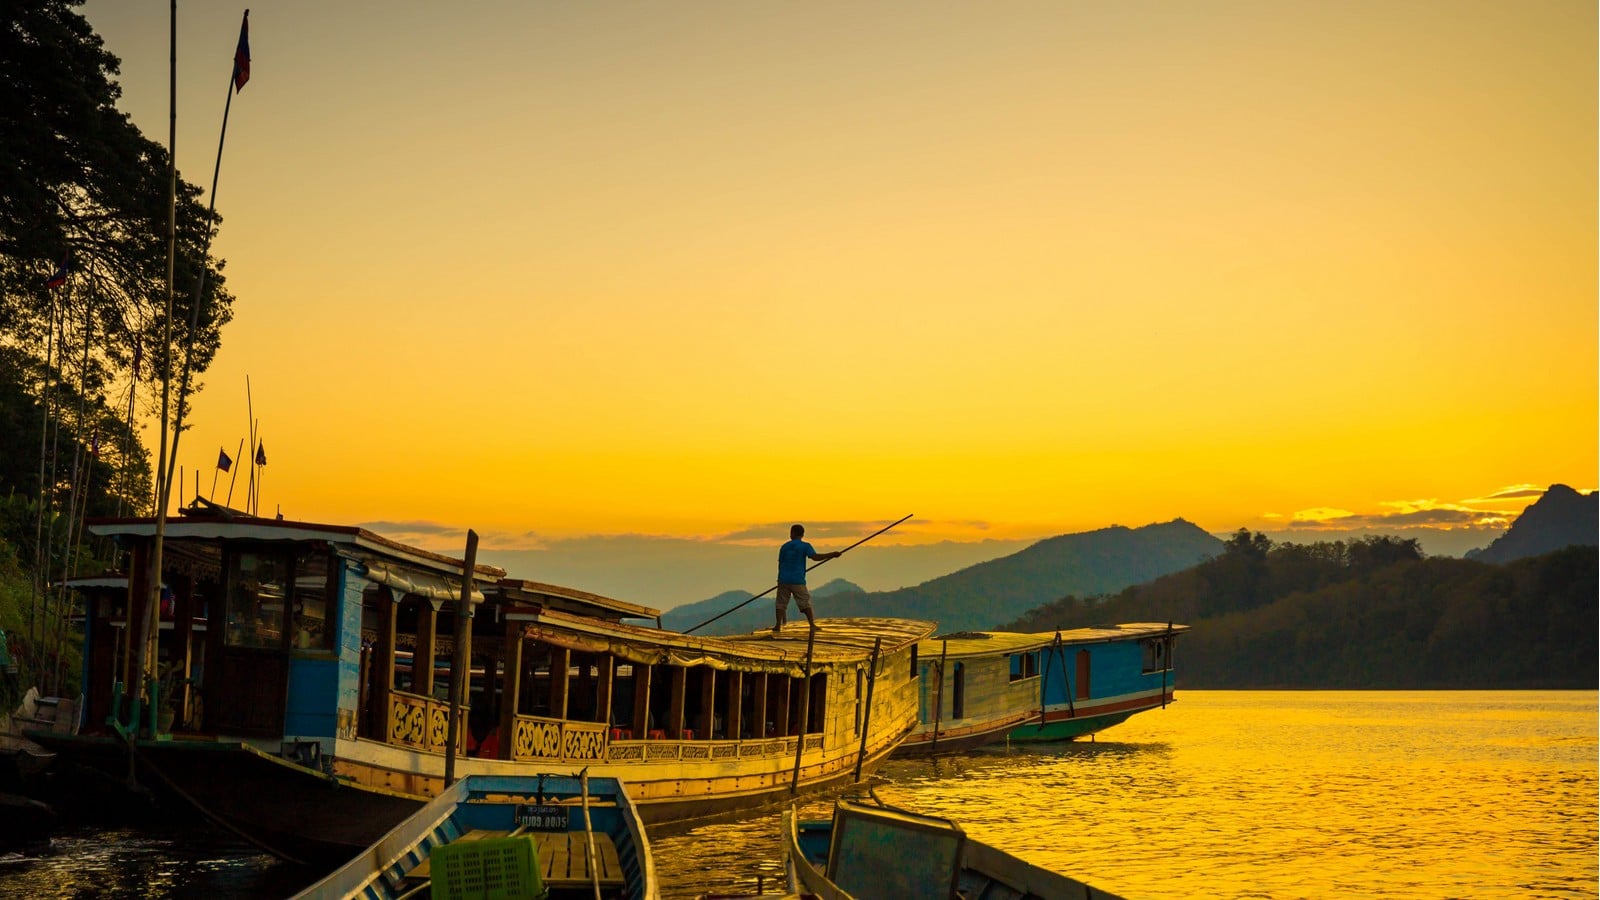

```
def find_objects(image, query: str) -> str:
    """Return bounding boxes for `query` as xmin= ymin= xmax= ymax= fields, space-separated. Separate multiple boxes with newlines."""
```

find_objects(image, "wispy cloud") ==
xmin=1466 ymin=485 xmax=1550 ymax=503
xmin=712 ymin=518 xmax=940 ymax=544
xmin=359 ymin=519 xmax=462 ymax=536
xmin=1269 ymin=486 xmax=1545 ymax=535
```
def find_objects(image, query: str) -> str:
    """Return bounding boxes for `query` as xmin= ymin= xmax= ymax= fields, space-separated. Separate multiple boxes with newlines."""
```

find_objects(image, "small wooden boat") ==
xmin=897 ymin=624 xmax=1188 ymax=756
xmin=294 ymin=772 xmax=658 ymax=899
xmin=783 ymin=797 xmax=1126 ymax=900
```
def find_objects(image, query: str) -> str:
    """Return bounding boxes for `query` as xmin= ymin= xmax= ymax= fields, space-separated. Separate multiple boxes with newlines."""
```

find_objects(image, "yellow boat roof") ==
xmin=920 ymin=623 xmax=1189 ymax=660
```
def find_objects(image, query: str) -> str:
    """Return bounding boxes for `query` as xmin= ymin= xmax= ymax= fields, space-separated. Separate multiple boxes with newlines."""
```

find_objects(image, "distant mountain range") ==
xmin=662 ymin=519 xmax=1224 ymax=635
xmin=1467 ymin=484 xmax=1597 ymax=564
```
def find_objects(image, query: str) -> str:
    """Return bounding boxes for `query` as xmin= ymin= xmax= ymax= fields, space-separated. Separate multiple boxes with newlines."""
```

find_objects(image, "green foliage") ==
xmin=0 ymin=534 xmax=84 ymax=707
xmin=1 ymin=0 xmax=232 ymax=519
xmin=1002 ymin=533 xmax=1595 ymax=689
xmin=0 ymin=1 xmax=231 ymax=697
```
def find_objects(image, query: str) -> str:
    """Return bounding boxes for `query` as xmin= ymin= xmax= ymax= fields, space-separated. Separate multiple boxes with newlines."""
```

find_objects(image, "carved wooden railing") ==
xmin=388 ymin=690 xmax=465 ymax=753
xmin=510 ymin=715 xmax=609 ymax=763
xmin=603 ymin=734 xmax=824 ymax=762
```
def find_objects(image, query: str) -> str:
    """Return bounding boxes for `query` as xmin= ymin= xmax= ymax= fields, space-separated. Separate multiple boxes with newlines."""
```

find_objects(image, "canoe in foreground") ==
xmin=783 ymin=798 xmax=1125 ymax=900
xmin=295 ymin=773 xmax=657 ymax=900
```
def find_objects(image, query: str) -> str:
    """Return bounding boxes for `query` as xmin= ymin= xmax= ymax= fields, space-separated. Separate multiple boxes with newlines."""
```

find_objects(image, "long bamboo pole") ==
xmin=685 ymin=514 xmax=913 ymax=634
xmin=788 ymin=627 xmax=817 ymax=796
xmin=134 ymin=0 xmax=180 ymax=750
xmin=579 ymin=768 xmax=601 ymax=900
xmin=224 ymin=438 xmax=243 ymax=508
xmin=443 ymin=529 xmax=478 ymax=788
xmin=852 ymin=636 xmax=881 ymax=783
xmin=246 ymin=380 xmax=254 ymax=514
xmin=929 ymin=639 xmax=947 ymax=755
xmin=31 ymin=280 xmax=58 ymax=647
xmin=1161 ymin=621 xmax=1172 ymax=709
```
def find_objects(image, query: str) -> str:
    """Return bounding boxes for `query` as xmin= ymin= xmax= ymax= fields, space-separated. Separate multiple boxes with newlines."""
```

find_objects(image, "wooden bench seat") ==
xmin=403 ymin=829 xmax=623 ymax=889
xmin=533 ymin=830 xmax=625 ymax=888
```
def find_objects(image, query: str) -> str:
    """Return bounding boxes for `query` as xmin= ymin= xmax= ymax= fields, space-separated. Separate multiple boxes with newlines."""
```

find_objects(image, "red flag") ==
xmin=233 ymin=10 xmax=251 ymax=91
xmin=255 ymin=441 xmax=267 ymax=466
xmin=45 ymin=256 xmax=69 ymax=289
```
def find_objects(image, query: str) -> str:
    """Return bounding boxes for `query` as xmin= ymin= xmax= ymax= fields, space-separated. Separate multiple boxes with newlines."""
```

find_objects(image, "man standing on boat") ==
xmin=776 ymin=524 xmax=840 ymax=631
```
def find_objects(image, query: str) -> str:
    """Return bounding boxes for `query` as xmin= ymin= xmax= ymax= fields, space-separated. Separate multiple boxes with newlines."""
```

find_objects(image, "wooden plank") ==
xmin=531 ymin=832 xmax=624 ymax=887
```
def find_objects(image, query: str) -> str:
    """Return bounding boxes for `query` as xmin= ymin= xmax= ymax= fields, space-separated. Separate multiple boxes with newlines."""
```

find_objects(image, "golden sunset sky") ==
xmin=80 ymin=2 xmax=1595 ymax=604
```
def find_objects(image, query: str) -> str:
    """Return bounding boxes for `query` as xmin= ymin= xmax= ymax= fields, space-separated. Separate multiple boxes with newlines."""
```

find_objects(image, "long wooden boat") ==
xmin=783 ymin=797 xmax=1127 ymax=899
xmin=896 ymin=624 xmax=1188 ymax=756
xmin=30 ymin=509 xmax=935 ymax=862
xmin=294 ymin=773 xmax=657 ymax=900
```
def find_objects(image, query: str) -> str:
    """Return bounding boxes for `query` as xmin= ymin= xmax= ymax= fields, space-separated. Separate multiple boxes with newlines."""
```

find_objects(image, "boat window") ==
xmin=1008 ymin=652 xmax=1040 ymax=682
xmin=224 ymin=550 xmax=289 ymax=649
xmin=807 ymin=672 xmax=827 ymax=734
xmin=951 ymin=662 xmax=965 ymax=719
xmin=766 ymin=673 xmax=790 ymax=737
xmin=1141 ymin=637 xmax=1173 ymax=673
xmin=291 ymin=548 xmax=335 ymax=651
xmin=909 ymin=643 xmax=918 ymax=680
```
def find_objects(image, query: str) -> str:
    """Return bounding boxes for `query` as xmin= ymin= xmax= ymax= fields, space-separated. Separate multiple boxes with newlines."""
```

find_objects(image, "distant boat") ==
xmin=31 ymin=509 xmax=936 ymax=862
xmin=896 ymin=624 xmax=1187 ymax=756
xmin=294 ymin=772 xmax=657 ymax=900
xmin=783 ymin=797 xmax=1127 ymax=899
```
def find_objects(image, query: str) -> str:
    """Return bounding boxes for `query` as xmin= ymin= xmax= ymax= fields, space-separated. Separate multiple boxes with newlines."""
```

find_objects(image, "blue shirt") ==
xmin=778 ymin=539 xmax=815 ymax=584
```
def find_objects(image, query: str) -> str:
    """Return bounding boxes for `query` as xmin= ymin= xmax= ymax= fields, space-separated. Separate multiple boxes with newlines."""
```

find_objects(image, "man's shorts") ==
xmin=776 ymin=582 xmax=812 ymax=612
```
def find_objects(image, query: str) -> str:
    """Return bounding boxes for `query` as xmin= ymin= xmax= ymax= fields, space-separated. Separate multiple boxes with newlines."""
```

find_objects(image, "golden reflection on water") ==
xmin=651 ymin=691 xmax=1599 ymax=899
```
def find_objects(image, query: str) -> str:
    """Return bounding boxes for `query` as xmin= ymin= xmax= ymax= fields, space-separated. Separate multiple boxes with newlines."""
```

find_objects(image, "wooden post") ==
xmin=595 ymin=654 xmax=615 ymax=726
xmin=789 ymin=627 xmax=816 ymax=795
xmin=1161 ymin=621 xmax=1173 ymax=709
xmin=667 ymin=667 xmax=686 ymax=739
xmin=852 ymin=637 xmax=881 ymax=783
xmin=174 ymin=574 xmax=193 ymax=728
xmin=357 ymin=644 xmax=372 ymax=738
xmin=576 ymin=653 xmax=595 ymax=721
xmin=698 ymin=669 xmax=716 ymax=739
xmin=631 ymin=664 xmax=652 ymax=738
xmin=373 ymin=588 xmax=396 ymax=743
xmin=549 ymin=646 xmax=571 ymax=721
xmin=726 ymin=671 xmax=743 ymax=741
xmin=930 ymin=639 xmax=948 ymax=755
xmin=579 ymin=768 xmax=602 ymax=900
xmin=415 ymin=604 xmax=438 ymax=699
xmin=498 ymin=618 xmax=523 ymax=761
xmin=751 ymin=673 xmax=768 ymax=739
xmin=444 ymin=530 xmax=478 ymax=787
xmin=121 ymin=541 xmax=151 ymax=690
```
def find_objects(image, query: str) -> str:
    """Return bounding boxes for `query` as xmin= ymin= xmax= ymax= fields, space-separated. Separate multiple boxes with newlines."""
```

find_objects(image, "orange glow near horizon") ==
xmin=80 ymin=1 xmax=1594 ymax=551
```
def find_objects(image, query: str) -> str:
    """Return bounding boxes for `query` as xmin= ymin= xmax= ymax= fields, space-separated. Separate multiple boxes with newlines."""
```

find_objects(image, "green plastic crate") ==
xmin=431 ymin=835 xmax=547 ymax=900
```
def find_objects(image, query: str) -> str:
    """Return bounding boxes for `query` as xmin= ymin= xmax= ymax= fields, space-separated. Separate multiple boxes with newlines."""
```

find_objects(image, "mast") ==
xmin=135 ymin=0 xmax=181 ymax=737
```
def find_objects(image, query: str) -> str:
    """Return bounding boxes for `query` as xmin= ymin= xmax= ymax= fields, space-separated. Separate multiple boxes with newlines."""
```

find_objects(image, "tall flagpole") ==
xmin=163 ymin=10 xmax=249 ymax=512
xmin=136 ymin=0 xmax=180 ymax=744
xmin=225 ymin=437 xmax=243 ymax=508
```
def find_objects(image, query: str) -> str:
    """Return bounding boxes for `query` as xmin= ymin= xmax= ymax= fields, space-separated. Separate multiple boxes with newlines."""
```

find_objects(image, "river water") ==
xmin=0 ymin=691 xmax=1593 ymax=898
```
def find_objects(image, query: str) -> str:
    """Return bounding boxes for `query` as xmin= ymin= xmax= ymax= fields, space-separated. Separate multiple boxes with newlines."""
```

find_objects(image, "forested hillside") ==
xmin=1002 ymin=531 xmax=1598 ymax=689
